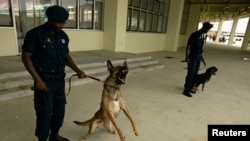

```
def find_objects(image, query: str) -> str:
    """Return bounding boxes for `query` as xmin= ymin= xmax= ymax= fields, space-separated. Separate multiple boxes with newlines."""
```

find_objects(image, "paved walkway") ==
xmin=0 ymin=43 xmax=250 ymax=141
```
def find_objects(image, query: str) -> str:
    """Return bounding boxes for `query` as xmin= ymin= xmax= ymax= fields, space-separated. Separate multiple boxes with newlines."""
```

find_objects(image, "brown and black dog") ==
xmin=192 ymin=66 xmax=218 ymax=93
xmin=74 ymin=60 xmax=139 ymax=141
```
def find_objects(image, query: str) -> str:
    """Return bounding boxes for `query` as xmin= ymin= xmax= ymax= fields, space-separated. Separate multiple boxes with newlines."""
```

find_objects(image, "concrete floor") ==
xmin=0 ymin=43 xmax=250 ymax=141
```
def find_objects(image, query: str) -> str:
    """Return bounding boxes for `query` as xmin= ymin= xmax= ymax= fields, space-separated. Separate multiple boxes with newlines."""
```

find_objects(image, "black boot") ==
xmin=49 ymin=134 xmax=69 ymax=141
xmin=183 ymin=89 xmax=192 ymax=97
xmin=189 ymin=89 xmax=196 ymax=94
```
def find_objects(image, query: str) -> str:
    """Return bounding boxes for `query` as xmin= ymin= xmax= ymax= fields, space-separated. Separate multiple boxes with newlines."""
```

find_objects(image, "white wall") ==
xmin=65 ymin=30 xmax=103 ymax=51
xmin=0 ymin=28 xmax=17 ymax=56
xmin=126 ymin=33 xmax=166 ymax=53
xmin=178 ymin=35 xmax=186 ymax=47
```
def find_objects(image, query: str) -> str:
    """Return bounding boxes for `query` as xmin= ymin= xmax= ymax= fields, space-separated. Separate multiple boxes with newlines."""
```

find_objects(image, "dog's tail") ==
xmin=73 ymin=119 xmax=92 ymax=126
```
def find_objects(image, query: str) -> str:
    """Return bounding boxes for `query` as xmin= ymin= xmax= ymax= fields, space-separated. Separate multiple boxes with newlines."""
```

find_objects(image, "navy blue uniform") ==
xmin=22 ymin=23 xmax=69 ymax=141
xmin=184 ymin=30 xmax=205 ymax=91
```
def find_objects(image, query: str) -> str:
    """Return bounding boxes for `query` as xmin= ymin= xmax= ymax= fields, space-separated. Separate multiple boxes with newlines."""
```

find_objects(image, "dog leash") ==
xmin=31 ymin=74 xmax=105 ymax=98
xmin=86 ymin=75 xmax=105 ymax=83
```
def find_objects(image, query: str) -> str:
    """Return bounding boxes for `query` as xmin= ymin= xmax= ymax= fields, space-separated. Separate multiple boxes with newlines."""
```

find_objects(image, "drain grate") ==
xmin=165 ymin=56 xmax=173 ymax=59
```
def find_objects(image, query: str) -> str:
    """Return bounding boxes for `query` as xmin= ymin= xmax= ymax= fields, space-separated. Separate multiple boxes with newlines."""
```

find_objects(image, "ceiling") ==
xmin=189 ymin=0 xmax=250 ymax=22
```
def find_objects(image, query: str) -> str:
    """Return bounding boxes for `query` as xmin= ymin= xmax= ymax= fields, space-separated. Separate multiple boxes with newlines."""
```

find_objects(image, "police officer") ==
xmin=22 ymin=5 xmax=86 ymax=141
xmin=183 ymin=22 xmax=213 ymax=97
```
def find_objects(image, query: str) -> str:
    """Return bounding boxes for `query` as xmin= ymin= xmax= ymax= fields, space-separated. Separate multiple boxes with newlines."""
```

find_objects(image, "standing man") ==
xmin=183 ymin=22 xmax=213 ymax=97
xmin=22 ymin=5 xmax=86 ymax=141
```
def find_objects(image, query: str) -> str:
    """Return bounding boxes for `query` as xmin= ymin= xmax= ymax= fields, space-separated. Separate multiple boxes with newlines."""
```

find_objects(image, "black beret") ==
xmin=202 ymin=22 xmax=213 ymax=29
xmin=46 ymin=5 xmax=69 ymax=23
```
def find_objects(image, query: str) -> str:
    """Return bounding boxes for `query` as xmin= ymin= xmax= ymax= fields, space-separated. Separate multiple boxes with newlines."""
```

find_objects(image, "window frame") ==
xmin=0 ymin=0 xmax=13 ymax=27
xmin=127 ymin=0 xmax=169 ymax=33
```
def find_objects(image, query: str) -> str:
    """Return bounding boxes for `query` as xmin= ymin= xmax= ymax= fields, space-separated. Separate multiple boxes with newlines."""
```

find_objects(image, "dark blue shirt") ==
xmin=22 ymin=23 xmax=69 ymax=74
xmin=187 ymin=30 xmax=205 ymax=54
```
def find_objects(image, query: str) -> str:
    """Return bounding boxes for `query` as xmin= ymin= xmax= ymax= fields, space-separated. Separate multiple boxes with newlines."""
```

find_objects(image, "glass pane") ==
xmin=148 ymin=0 xmax=154 ymax=11
xmin=154 ymin=1 xmax=160 ymax=12
xmin=145 ymin=12 xmax=152 ymax=32
xmin=61 ymin=0 xmax=77 ymax=28
xmin=33 ymin=0 xmax=54 ymax=27
xmin=139 ymin=11 xmax=146 ymax=31
xmin=80 ymin=0 xmax=93 ymax=29
xmin=95 ymin=0 xmax=103 ymax=30
xmin=152 ymin=14 xmax=158 ymax=32
xmin=128 ymin=0 xmax=132 ymax=6
xmin=141 ymin=0 xmax=147 ymax=10
xmin=157 ymin=15 xmax=163 ymax=32
xmin=133 ymin=0 xmax=140 ymax=8
xmin=0 ymin=0 xmax=12 ymax=26
xmin=159 ymin=3 xmax=165 ymax=14
xmin=131 ymin=9 xmax=139 ymax=31
xmin=126 ymin=8 xmax=131 ymax=31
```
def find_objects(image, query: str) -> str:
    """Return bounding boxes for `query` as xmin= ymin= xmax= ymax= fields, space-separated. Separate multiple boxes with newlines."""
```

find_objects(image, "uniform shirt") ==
xmin=22 ymin=23 xmax=69 ymax=74
xmin=187 ymin=30 xmax=205 ymax=55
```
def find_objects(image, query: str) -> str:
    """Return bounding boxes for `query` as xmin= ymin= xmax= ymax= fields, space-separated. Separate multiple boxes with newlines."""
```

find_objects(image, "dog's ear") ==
xmin=123 ymin=60 xmax=127 ymax=67
xmin=107 ymin=60 xmax=113 ymax=73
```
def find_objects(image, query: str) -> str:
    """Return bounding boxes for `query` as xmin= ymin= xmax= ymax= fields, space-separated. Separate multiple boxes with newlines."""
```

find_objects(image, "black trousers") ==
xmin=184 ymin=54 xmax=201 ymax=90
xmin=34 ymin=75 xmax=66 ymax=141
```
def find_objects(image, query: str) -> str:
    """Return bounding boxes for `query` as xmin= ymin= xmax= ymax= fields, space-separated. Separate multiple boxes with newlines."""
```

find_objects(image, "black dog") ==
xmin=192 ymin=66 xmax=218 ymax=93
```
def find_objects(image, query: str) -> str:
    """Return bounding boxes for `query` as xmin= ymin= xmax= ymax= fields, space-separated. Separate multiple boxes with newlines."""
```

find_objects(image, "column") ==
xmin=165 ymin=0 xmax=184 ymax=51
xmin=241 ymin=16 xmax=250 ymax=50
xmin=228 ymin=18 xmax=238 ymax=46
xmin=186 ymin=4 xmax=201 ymax=44
xmin=103 ymin=0 xmax=128 ymax=52
xmin=215 ymin=20 xmax=223 ymax=43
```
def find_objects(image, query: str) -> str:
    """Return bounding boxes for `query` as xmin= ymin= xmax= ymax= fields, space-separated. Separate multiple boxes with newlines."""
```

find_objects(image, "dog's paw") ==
xmin=80 ymin=136 xmax=87 ymax=141
xmin=121 ymin=136 xmax=126 ymax=141
xmin=111 ymin=130 xmax=116 ymax=134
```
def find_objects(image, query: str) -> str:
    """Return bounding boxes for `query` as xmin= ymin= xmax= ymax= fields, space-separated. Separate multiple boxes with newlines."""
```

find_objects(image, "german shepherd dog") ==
xmin=192 ymin=66 xmax=218 ymax=93
xmin=74 ymin=60 xmax=139 ymax=141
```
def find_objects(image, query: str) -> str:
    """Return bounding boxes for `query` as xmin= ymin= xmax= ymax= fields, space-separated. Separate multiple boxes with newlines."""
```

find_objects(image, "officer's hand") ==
xmin=35 ymin=80 xmax=48 ymax=92
xmin=77 ymin=70 xmax=86 ymax=78
xmin=184 ymin=58 xmax=190 ymax=64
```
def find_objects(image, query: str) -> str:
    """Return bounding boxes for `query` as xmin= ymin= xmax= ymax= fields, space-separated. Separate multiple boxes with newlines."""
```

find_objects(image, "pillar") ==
xmin=103 ymin=0 xmax=128 ymax=52
xmin=228 ymin=18 xmax=238 ymax=46
xmin=241 ymin=16 xmax=250 ymax=50
xmin=215 ymin=20 xmax=223 ymax=43
xmin=165 ymin=0 xmax=184 ymax=51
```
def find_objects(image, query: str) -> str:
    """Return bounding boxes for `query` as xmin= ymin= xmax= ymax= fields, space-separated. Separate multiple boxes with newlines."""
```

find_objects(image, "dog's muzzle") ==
xmin=119 ymin=70 xmax=128 ymax=84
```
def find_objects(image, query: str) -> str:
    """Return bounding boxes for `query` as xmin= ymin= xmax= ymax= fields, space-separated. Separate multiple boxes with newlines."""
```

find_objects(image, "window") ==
xmin=139 ymin=11 xmax=146 ymax=31
xmin=79 ymin=0 xmax=103 ymax=30
xmin=145 ymin=12 xmax=152 ymax=32
xmin=127 ymin=0 xmax=169 ymax=33
xmin=62 ymin=0 xmax=77 ymax=28
xmin=94 ymin=0 xmax=103 ymax=30
xmin=131 ymin=9 xmax=139 ymax=31
xmin=79 ymin=0 xmax=93 ymax=29
xmin=127 ymin=8 xmax=132 ymax=30
xmin=133 ymin=0 xmax=141 ymax=8
xmin=0 ymin=0 xmax=13 ymax=26
xmin=1 ymin=0 xmax=104 ymax=30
